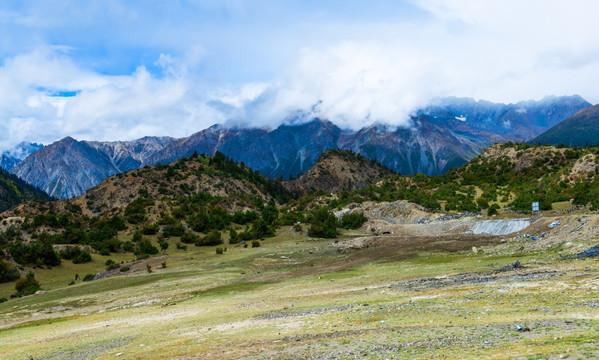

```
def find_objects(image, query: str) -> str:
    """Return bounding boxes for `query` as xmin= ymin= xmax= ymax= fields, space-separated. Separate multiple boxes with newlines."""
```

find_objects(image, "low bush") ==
xmin=0 ymin=260 xmax=20 ymax=283
xmin=14 ymin=271 xmax=40 ymax=296
xmin=487 ymin=203 xmax=500 ymax=216
xmin=123 ymin=241 xmax=134 ymax=252
xmin=105 ymin=259 xmax=119 ymax=271
xmin=60 ymin=247 xmax=92 ymax=264
xmin=134 ymin=239 xmax=159 ymax=256
xmin=339 ymin=212 xmax=368 ymax=229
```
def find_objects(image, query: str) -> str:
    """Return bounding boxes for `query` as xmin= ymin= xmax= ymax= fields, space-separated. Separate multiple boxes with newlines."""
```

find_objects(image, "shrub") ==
xmin=228 ymin=228 xmax=240 ymax=244
xmin=251 ymin=240 xmax=261 ymax=248
xmin=142 ymin=223 xmax=159 ymax=235
xmin=123 ymin=241 xmax=134 ymax=252
xmin=82 ymin=274 xmax=95 ymax=281
xmin=307 ymin=206 xmax=339 ymax=238
xmin=120 ymin=266 xmax=130 ymax=272
xmin=14 ymin=271 xmax=40 ymax=296
xmin=487 ymin=203 xmax=500 ymax=216
xmin=161 ymin=261 xmax=167 ymax=268
xmin=250 ymin=219 xmax=275 ymax=239
xmin=176 ymin=242 xmax=187 ymax=251
xmin=99 ymin=248 xmax=111 ymax=256
xmin=9 ymin=240 xmax=61 ymax=267
xmin=72 ymin=250 xmax=92 ymax=264
xmin=162 ymin=223 xmax=185 ymax=238
xmin=135 ymin=239 xmax=159 ymax=256
xmin=159 ymin=240 xmax=169 ymax=252
xmin=476 ymin=197 xmax=489 ymax=209
xmin=340 ymin=212 xmax=368 ymax=230
xmin=61 ymin=247 xmax=92 ymax=264
xmin=105 ymin=259 xmax=119 ymax=271
xmin=180 ymin=232 xmax=198 ymax=244
xmin=102 ymin=237 xmax=122 ymax=252
xmin=132 ymin=231 xmax=143 ymax=242
xmin=0 ymin=297 xmax=8 ymax=303
xmin=146 ymin=264 xmax=152 ymax=273
xmin=0 ymin=260 xmax=21 ymax=283
xmin=197 ymin=230 xmax=223 ymax=246
xmin=215 ymin=246 xmax=224 ymax=254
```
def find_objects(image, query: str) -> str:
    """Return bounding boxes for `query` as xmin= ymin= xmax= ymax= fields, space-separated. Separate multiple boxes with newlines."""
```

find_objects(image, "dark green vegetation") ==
xmin=13 ymin=270 xmax=40 ymax=296
xmin=0 ymin=259 xmax=20 ymax=283
xmin=532 ymin=104 xmax=599 ymax=147
xmin=2 ymin=143 xmax=599 ymax=289
xmin=0 ymin=167 xmax=53 ymax=213
xmin=0 ymin=152 xmax=347 ymax=287
xmin=322 ymin=143 xmax=599 ymax=213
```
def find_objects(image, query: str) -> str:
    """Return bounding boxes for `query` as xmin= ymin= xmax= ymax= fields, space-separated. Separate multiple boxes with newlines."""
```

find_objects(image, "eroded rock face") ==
xmin=470 ymin=219 xmax=532 ymax=235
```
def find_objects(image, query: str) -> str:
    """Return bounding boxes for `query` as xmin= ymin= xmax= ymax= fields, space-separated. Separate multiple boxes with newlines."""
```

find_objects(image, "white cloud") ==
xmin=2 ymin=1 xmax=599 ymax=152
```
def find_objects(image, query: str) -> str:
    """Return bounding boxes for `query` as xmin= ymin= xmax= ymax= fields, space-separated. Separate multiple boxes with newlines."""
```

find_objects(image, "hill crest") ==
xmin=286 ymin=149 xmax=394 ymax=194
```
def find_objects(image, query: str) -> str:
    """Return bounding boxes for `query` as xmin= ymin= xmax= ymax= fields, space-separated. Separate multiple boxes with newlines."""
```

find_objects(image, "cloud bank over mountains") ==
xmin=1 ymin=0 xmax=599 ymax=151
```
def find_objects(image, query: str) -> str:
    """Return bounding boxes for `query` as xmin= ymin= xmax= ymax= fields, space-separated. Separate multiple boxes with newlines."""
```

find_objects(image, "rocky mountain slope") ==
xmin=11 ymin=95 xmax=590 ymax=199
xmin=5 ymin=151 xmax=293 ymax=218
xmin=11 ymin=136 xmax=175 ymax=199
xmin=0 ymin=167 xmax=52 ymax=213
xmin=531 ymin=103 xmax=599 ymax=146
xmin=285 ymin=149 xmax=394 ymax=194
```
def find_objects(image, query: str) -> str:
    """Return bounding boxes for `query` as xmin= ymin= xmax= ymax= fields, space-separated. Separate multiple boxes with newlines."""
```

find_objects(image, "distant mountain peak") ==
xmin=9 ymin=95 xmax=591 ymax=199
xmin=0 ymin=142 xmax=44 ymax=171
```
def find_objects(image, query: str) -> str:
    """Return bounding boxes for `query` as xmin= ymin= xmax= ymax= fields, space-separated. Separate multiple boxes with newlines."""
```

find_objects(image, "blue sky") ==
xmin=1 ymin=0 xmax=599 ymax=150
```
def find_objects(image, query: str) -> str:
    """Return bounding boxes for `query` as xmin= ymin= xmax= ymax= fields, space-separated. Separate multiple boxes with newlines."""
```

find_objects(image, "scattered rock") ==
xmin=496 ymin=261 xmax=523 ymax=273
xmin=577 ymin=245 xmax=599 ymax=258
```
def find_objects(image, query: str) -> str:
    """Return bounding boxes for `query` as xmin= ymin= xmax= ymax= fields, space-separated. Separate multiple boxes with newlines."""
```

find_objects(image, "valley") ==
xmin=1 ymin=212 xmax=598 ymax=359
xmin=3 ymin=2 xmax=599 ymax=359
xmin=1 ymin=145 xmax=599 ymax=359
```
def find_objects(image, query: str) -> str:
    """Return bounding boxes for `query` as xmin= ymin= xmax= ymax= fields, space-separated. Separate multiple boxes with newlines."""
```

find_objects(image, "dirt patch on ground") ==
xmin=257 ymin=234 xmax=501 ymax=282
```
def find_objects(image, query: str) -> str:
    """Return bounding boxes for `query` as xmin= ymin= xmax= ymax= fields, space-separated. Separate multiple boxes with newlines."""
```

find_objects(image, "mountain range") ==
xmin=7 ymin=95 xmax=592 ymax=199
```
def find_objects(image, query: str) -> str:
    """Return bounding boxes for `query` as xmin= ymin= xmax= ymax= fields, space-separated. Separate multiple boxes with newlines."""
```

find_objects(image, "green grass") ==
xmin=1 ymin=226 xmax=599 ymax=359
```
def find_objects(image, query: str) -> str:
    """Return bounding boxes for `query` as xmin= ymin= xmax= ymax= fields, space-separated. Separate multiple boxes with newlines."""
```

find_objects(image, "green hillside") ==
xmin=0 ymin=167 xmax=52 ymax=213
xmin=322 ymin=142 xmax=599 ymax=214
xmin=532 ymin=104 xmax=599 ymax=146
